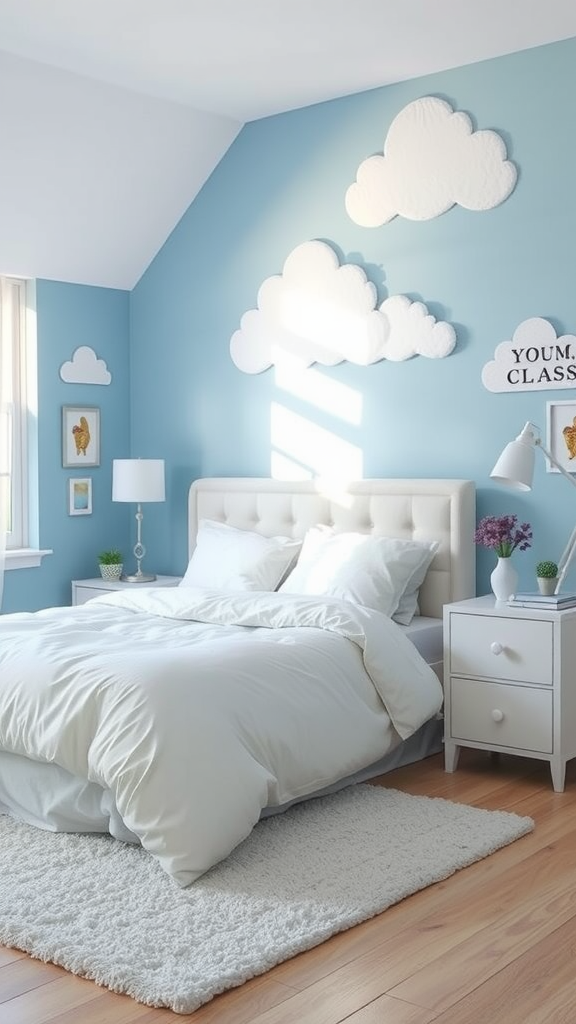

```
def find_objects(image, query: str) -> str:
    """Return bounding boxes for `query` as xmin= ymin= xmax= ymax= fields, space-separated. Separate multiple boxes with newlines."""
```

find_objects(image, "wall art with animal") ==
xmin=62 ymin=406 xmax=100 ymax=468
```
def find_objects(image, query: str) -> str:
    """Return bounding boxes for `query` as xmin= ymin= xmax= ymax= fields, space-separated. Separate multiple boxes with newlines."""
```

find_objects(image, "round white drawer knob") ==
xmin=491 ymin=709 xmax=504 ymax=723
xmin=490 ymin=642 xmax=503 ymax=655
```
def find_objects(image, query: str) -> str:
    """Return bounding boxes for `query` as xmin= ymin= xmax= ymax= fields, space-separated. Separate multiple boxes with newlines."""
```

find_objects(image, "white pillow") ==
xmin=279 ymin=526 xmax=437 ymax=620
xmin=392 ymin=540 xmax=439 ymax=625
xmin=179 ymin=520 xmax=301 ymax=592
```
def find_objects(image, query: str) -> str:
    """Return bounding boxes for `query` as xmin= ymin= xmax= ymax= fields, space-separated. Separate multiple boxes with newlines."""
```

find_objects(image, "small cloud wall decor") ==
xmin=230 ymin=240 xmax=456 ymax=374
xmin=346 ymin=96 xmax=517 ymax=228
xmin=60 ymin=346 xmax=111 ymax=385
xmin=482 ymin=318 xmax=576 ymax=392
xmin=378 ymin=295 xmax=456 ymax=361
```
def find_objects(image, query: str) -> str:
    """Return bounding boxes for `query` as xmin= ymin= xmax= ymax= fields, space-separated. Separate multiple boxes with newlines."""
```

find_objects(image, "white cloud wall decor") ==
xmin=482 ymin=318 xmax=576 ymax=392
xmin=346 ymin=96 xmax=517 ymax=228
xmin=230 ymin=240 xmax=456 ymax=373
xmin=59 ymin=346 xmax=111 ymax=385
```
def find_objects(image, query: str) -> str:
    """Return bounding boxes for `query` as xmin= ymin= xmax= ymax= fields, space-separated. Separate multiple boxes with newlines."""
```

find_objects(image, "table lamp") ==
xmin=112 ymin=459 xmax=165 ymax=582
xmin=490 ymin=421 xmax=576 ymax=594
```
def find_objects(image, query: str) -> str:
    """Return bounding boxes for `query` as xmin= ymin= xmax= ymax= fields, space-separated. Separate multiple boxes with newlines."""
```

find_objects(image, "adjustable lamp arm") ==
xmin=491 ymin=421 xmax=576 ymax=595
xmin=533 ymin=434 xmax=576 ymax=593
xmin=533 ymin=435 xmax=576 ymax=491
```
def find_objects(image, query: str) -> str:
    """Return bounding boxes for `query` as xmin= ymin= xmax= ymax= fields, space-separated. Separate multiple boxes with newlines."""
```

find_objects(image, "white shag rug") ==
xmin=0 ymin=784 xmax=533 ymax=1014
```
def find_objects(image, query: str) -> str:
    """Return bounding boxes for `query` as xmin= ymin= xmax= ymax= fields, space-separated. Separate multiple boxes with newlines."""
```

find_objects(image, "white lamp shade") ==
xmin=490 ymin=423 xmax=536 ymax=491
xmin=112 ymin=459 xmax=165 ymax=503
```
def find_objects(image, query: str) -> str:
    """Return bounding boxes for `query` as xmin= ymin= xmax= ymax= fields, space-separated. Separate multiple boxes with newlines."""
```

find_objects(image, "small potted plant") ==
xmin=536 ymin=560 xmax=559 ymax=596
xmin=97 ymin=549 xmax=123 ymax=581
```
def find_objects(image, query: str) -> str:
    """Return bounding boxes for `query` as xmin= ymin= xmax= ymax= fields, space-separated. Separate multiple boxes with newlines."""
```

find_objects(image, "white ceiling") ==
xmin=1 ymin=0 xmax=575 ymax=289
xmin=2 ymin=0 xmax=576 ymax=121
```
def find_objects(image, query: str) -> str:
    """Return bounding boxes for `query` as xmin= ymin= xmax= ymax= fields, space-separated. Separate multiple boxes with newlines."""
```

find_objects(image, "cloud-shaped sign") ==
xmin=60 ymin=346 xmax=111 ymax=385
xmin=230 ymin=240 xmax=456 ymax=373
xmin=482 ymin=318 xmax=576 ymax=393
xmin=346 ymin=96 xmax=517 ymax=227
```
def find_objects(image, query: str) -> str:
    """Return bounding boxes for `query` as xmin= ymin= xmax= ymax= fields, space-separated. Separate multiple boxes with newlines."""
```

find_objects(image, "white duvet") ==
xmin=0 ymin=588 xmax=442 ymax=886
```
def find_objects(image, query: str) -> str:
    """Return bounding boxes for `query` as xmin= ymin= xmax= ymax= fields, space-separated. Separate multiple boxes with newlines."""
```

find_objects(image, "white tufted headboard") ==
xmin=188 ymin=478 xmax=476 ymax=620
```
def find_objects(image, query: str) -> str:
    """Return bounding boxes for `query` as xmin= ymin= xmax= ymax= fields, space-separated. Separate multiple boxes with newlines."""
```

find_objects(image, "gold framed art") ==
xmin=62 ymin=406 xmax=100 ymax=468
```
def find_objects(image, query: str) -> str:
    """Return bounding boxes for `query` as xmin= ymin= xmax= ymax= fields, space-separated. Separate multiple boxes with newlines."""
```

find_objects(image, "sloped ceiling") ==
xmin=0 ymin=51 xmax=241 ymax=290
xmin=1 ymin=0 xmax=575 ymax=290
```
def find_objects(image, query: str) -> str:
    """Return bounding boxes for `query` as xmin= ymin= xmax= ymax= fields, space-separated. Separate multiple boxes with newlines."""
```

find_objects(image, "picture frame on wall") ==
xmin=62 ymin=406 xmax=100 ymax=468
xmin=68 ymin=477 xmax=92 ymax=516
xmin=546 ymin=400 xmax=576 ymax=473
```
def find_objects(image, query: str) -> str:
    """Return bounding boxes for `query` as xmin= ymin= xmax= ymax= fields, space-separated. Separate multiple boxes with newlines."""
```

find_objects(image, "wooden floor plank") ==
xmin=429 ymin=917 xmax=576 ymax=1024
xmin=0 ymin=974 xmax=106 ymax=1024
xmin=387 ymin=838 xmax=576 ymax=1010
xmin=342 ymin=994 xmax=438 ymax=1024
xmin=0 ymin=958 xmax=66 ymax=1003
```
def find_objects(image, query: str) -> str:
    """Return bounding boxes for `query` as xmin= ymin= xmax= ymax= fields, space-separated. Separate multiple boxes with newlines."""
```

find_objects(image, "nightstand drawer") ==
xmin=450 ymin=677 xmax=553 ymax=753
xmin=449 ymin=613 xmax=553 ymax=684
xmin=73 ymin=586 xmax=104 ymax=605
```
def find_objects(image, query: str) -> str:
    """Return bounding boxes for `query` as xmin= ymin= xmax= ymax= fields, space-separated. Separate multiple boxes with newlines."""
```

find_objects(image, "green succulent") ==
xmin=536 ymin=560 xmax=558 ymax=579
xmin=98 ymin=548 xmax=123 ymax=565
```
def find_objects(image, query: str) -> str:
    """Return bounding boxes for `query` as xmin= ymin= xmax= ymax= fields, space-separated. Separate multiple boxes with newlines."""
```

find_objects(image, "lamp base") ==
xmin=121 ymin=571 xmax=157 ymax=583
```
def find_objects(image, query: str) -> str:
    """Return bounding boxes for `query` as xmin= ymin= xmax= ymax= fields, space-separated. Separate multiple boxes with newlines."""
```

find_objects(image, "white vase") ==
xmin=490 ymin=557 xmax=518 ymax=602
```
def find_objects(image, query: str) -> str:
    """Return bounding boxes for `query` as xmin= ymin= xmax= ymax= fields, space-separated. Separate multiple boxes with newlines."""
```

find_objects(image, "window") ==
xmin=0 ymin=276 xmax=42 ymax=562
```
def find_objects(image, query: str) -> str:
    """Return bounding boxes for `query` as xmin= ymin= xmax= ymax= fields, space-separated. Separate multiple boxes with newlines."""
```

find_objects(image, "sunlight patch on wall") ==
xmin=270 ymin=451 xmax=314 ymax=481
xmin=271 ymin=403 xmax=363 ymax=480
xmin=274 ymin=365 xmax=362 ymax=426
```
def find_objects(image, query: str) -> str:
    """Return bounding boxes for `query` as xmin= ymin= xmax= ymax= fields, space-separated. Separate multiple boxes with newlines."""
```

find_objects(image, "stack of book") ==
xmin=507 ymin=591 xmax=576 ymax=610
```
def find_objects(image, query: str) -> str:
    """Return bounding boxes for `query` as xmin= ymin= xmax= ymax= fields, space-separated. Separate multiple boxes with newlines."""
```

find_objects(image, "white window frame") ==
xmin=1 ymin=276 xmax=27 ymax=549
xmin=1 ymin=276 xmax=51 ymax=569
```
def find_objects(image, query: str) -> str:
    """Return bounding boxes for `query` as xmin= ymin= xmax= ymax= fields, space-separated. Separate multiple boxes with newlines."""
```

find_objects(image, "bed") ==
xmin=0 ymin=476 xmax=475 ymax=886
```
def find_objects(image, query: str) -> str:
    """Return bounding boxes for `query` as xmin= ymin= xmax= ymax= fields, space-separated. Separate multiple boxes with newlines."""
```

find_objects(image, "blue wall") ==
xmin=130 ymin=38 xmax=576 ymax=595
xmin=3 ymin=281 xmax=130 ymax=612
xmin=5 ymin=37 xmax=576 ymax=611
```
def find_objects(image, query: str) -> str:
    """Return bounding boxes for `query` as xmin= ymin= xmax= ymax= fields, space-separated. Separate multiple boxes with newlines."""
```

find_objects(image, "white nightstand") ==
xmin=443 ymin=594 xmax=576 ymax=792
xmin=72 ymin=575 xmax=182 ymax=606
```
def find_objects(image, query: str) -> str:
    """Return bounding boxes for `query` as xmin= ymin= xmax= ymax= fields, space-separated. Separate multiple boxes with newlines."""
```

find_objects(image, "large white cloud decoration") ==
xmin=230 ymin=240 xmax=456 ymax=373
xmin=346 ymin=96 xmax=517 ymax=227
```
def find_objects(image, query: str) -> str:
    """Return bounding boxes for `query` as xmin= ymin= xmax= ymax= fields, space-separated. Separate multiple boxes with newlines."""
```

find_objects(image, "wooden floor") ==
xmin=1 ymin=748 xmax=576 ymax=1023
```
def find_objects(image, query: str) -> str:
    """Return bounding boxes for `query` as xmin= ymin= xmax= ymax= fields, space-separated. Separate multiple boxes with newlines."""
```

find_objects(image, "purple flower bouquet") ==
xmin=474 ymin=515 xmax=532 ymax=558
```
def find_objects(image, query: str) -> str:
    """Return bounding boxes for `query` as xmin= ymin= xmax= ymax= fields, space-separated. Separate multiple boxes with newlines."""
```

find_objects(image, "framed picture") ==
xmin=62 ymin=406 xmax=100 ymax=467
xmin=68 ymin=477 xmax=92 ymax=516
xmin=546 ymin=400 xmax=576 ymax=473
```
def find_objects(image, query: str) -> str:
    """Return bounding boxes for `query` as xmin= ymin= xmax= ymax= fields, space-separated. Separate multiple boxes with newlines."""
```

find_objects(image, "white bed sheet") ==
xmin=400 ymin=615 xmax=443 ymax=667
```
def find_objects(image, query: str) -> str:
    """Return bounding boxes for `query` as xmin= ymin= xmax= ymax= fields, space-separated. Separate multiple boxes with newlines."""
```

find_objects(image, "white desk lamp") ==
xmin=112 ymin=459 xmax=165 ymax=582
xmin=490 ymin=421 xmax=576 ymax=594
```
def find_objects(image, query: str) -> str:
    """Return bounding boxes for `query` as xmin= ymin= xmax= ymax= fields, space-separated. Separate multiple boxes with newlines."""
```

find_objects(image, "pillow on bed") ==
xmin=392 ymin=540 xmax=439 ymax=625
xmin=279 ymin=526 xmax=437 ymax=621
xmin=179 ymin=519 xmax=301 ymax=592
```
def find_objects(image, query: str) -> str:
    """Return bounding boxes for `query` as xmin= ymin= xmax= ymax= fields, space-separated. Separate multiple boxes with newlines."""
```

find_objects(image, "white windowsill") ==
xmin=5 ymin=548 xmax=53 ymax=570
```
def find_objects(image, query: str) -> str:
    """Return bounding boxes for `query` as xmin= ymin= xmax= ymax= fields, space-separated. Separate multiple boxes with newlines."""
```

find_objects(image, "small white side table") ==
xmin=443 ymin=594 xmax=576 ymax=792
xmin=72 ymin=575 xmax=181 ymax=606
